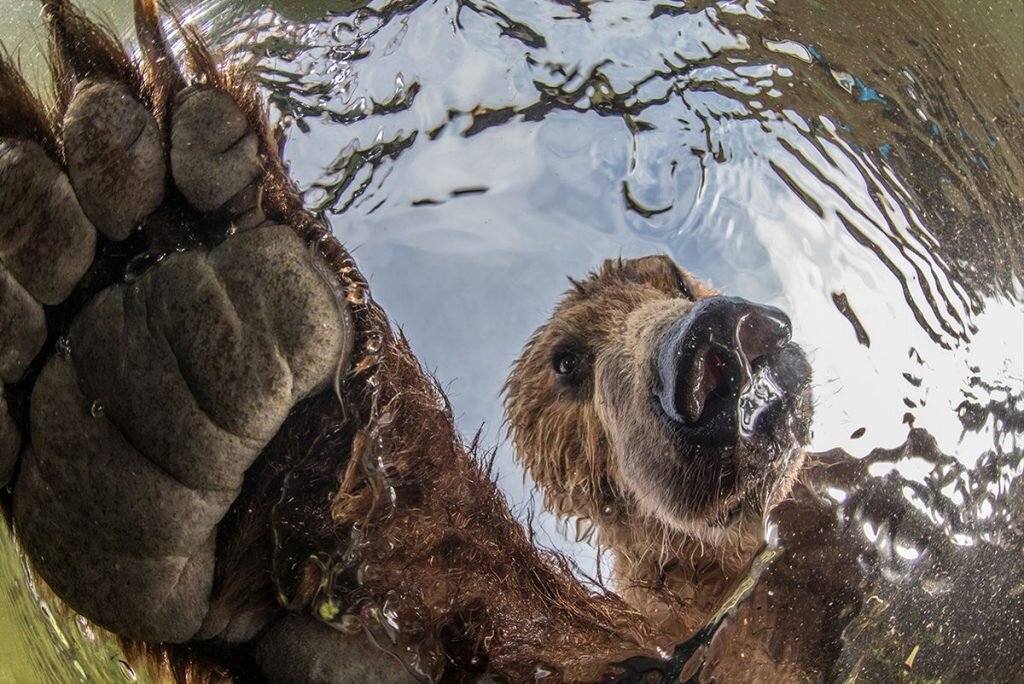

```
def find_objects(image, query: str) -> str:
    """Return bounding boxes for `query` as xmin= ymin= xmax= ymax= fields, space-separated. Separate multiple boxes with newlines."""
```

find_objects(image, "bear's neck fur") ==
xmin=596 ymin=496 xmax=767 ymax=638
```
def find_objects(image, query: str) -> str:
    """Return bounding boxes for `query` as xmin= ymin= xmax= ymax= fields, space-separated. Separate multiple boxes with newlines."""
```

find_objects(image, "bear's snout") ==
xmin=654 ymin=296 xmax=793 ymax=434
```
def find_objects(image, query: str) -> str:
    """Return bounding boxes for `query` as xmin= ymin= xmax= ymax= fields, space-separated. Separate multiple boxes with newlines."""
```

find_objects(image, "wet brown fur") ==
xmin=1 ymin=2 xmax=680 ymax=682
xmin=42 ymin=0 xmax=143 ymax=114
xmin=0 ymin=52 xmax=59 ymax=157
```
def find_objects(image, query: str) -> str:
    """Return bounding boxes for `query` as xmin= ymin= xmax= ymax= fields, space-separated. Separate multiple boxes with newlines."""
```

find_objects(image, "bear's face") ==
xmin=505 ymin=255 xmax=813 ymax=548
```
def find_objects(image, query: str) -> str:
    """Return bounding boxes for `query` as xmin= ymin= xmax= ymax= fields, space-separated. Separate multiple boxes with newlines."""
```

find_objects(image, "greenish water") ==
xmin=0 ymin=524 xmax=146 ymax=683
xmin=1 ymin=0 xmax=1022 ymax=680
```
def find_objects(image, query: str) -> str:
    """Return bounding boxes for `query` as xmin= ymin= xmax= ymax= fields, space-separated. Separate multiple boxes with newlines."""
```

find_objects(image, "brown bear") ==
xmin=505 ymin=255 xmax=814 ymax=636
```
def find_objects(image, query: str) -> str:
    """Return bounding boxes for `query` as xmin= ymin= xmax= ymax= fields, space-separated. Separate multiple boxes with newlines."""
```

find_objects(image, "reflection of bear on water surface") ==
xmin=505 ymin=255 xmax=814 ymax=637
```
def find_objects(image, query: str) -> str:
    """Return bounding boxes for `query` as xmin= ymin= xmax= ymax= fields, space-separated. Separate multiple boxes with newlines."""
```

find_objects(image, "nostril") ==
xmin=676 ymin=346 xmax=729 ymax=425
xmin=656 ymin=296 xmax=793 ymax=428
xmin=737 ymin=310 xmax=791 ymax=365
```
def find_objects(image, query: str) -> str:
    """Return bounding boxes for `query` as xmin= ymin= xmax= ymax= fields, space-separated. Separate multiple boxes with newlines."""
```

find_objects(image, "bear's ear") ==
xmin=620 ymin=254 xmax=678 ymax=277
xmin=600 ymin=254 xmax=675 ymax=277
xmin=598 ymin=254 xmax=689 ymax=294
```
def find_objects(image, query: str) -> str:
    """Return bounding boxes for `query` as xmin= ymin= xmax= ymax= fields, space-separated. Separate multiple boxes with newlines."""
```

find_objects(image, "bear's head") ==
xmin=504 ymin=255 xmax=813 ymax=554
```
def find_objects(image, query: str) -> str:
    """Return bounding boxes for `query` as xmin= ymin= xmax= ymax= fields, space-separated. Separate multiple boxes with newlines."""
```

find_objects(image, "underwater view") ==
xmin=1 ymin=0 xmax=1021 ymax=680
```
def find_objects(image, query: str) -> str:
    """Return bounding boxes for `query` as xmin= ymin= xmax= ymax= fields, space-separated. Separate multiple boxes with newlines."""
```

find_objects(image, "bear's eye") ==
xmin=675 ymin=272 xmax=695 ymax=300
xmin=552 ymin=350 xmax=580 ymax=379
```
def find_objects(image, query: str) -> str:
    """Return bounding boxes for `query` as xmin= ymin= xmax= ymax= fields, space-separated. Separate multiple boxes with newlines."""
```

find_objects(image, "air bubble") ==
xmin=339 ymin=614 xmax=362 ymax=634
xmin=75 ymin=615 xmax=94 ymax=641
xmin=380 ymin=594 xmax=401 ymax=642
xmin=124 ymin=251 xmax=164 ymax=283
xmin=90 ymin=400 xmax=105 ymax=418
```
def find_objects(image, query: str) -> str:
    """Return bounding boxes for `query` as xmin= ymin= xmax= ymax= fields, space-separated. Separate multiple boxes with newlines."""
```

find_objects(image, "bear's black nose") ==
xmin=655 ymin=296 xmax=791 ymax=426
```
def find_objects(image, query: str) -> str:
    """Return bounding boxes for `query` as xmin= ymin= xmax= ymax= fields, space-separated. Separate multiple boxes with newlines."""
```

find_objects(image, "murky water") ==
xmin=1 ymin=0 xmax=1021 ymax=680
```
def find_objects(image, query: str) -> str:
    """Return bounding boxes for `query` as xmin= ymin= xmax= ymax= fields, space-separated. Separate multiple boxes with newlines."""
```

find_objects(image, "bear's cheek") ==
xmin=595 ymin=378 xmax=684 ymax=516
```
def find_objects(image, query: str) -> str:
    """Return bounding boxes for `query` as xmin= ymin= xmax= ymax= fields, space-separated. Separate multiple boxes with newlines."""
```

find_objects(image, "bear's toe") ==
xmin=0 ymin=139 xmax=97 ymax=305
xmin=63 ymin=78 xmax=167 ymax=240
xmin=171 ymin=85 xmax=262 ymax=218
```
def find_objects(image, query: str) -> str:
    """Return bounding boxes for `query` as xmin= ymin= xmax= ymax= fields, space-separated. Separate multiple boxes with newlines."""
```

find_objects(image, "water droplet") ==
xmin=738 ymin=366 xmax=782 ymax=437
xmin=534 ymin=664 xmax=557 ymax=679
xmin=764 ymin=519 xmax=780 ymax=547
xmin=340 ymin=614 xmax=361 ymax=634
xmin=90 ymin=400 xmax=105 ymax=418
xmin=55 ymin=336 xmax=71 ymax=358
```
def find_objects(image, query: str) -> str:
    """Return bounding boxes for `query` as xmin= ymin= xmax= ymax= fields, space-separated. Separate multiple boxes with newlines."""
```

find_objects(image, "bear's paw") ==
xmin=0 ymin=0 xmax=353 ymax=643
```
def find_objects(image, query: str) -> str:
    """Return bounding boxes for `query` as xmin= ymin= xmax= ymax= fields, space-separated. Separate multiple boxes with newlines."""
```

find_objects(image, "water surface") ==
xmin=1 ymin=0 xmax=1021 ymax=679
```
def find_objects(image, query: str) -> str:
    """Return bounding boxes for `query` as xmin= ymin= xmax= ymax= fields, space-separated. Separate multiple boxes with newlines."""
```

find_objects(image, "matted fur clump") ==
xmin=0 ymin=1 xmax=673 ymax=682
